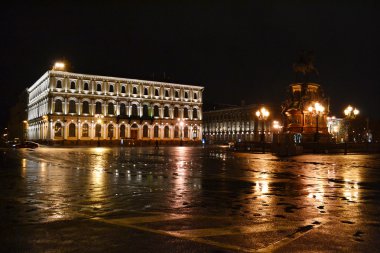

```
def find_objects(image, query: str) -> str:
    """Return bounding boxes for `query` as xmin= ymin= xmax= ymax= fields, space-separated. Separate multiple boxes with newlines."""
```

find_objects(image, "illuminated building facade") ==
xmin=203 ymin=104 xmax=272 ymax=144
xmin=26 ymin=70 xmax=203 ymax=144
xmin=327 ymin=116 xmax=345 ymax=143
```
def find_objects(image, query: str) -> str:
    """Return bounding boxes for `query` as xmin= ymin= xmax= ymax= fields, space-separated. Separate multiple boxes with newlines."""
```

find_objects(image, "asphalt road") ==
xmin=1 ymin=146 xmax=379 ymax=252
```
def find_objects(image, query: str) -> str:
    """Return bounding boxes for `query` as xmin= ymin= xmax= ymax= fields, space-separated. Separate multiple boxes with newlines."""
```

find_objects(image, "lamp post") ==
xmin=178 ymin=118 xmax=184 ymax=146
xmin=22 ymin=120 xmax=28 ymax=142
xmin=308 ymin=102 xmax=325 ymax=143
xmin=62 ymin=117 xmax=67 ymax=145
xmin=343 ymin=105 xmax=359 ymax=154
xmin=272 ymin=120 xmax=282 ymax=144
xmin=256 ymin=107 xmax=270 ymax=153
xmin=95 ymin=114 xmax=104 ymax=147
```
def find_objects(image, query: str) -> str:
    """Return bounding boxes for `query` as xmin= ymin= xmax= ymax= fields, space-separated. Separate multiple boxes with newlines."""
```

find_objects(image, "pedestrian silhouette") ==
xmin=155 ymin=140 xmax=159 ymax=149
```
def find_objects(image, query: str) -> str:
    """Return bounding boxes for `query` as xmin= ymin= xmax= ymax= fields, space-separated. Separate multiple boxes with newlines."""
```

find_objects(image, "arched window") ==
xmin=154 ymin=125 xmax=159 ymax=138
xmin=155 ymin=88 xmax=159 ymax=96
xmin=174 ymin=126 xmax=179 ymax=138
xmin=165 ymin=90 xmax=169 ymax=97
xmin=84 ymin=82 xmax=89 ymax=91
xmin=69 ymin=123 xmax=76 ymax=137
xmin=143 ymin=125 xmax=149 ymax=138
xmin=174 ymin=107 xmax=179 ymax=118
xmin=131 ymin=104 xmax=138 ymax=116
xmin=95 ymin=102 xmax=102 ymax=114
xmin=164 ymin=106 xmax=169 ymax=118
xmin=133 ymin=86 xmax=137 ymax=94
xmin=95 ymin=124 xmax=101 ymax=137
xmin=194 ymin=92 xmax=198 ymax=99
xmin=70 ymin=81 xmax=75 ymax=90
xmin=164 ymin=126 xmax=170 ymax=138
xmin=184 ymin=107 xmax=189 ymax=118
xmin=109 ymin=85 xmax=114 ymax=93
xmin=175 ymin=90 xmax=179 ymax=98
xmin=108 ymin=125 xmax=114 ymax=138
xmin=120 ymin=125 xmax=126 ymax=138
xmin=154 ymin=105 xmax=159 ymax=117
xmin=96 ymin=83 xmax=102 ymax=92
xmin=184 ymin=126 xmax=189 ymax=138
xmin=55 ymin=99 xmax=63 ymax=113
xmin=69 ymin=100 xmax=76 ymax=113
xmin=82 ymin=101 xmax=89 ymax=114
xmin=193 ymin=108 xmax=198 ymax=119
xmin=56 ymin=80 xmax=62 ymax=89
xmin=108 ymin=103 xmax=114 ymax=115
xmin=54 ymin=122 xmax=62 ymax=137
xmin=82 ymin=123 xmax=89 ymax=137
xmin=144 ymin=88 xmax=148 ymax=95
xmin=120 ymin=103 xmax=126 ymax=116
xmin=121 ymin=86 xmax=126 ymax=93
xmin=184 ymin=92 xmax=188 ymax=99
xmin=143 ymin=104 xmax=149 ymax=117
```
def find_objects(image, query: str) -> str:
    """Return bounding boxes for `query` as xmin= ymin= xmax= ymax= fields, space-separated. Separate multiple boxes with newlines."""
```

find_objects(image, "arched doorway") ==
xmin=130 ymin=124 xmax=139 ymax=139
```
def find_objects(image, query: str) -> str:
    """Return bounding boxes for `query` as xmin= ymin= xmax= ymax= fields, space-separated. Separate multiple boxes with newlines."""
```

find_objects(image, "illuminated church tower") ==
xmin=281 ymin=52 xmax=329 ymax=142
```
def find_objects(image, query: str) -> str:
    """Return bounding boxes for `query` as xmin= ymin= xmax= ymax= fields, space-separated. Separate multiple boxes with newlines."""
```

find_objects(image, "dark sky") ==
xmin=1 ymin=1 xmax=379 ymax=128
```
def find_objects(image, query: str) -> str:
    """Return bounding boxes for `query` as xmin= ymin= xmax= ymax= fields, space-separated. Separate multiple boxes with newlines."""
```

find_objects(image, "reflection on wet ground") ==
xmin=1 ymin=146 xmax=380 ymax=252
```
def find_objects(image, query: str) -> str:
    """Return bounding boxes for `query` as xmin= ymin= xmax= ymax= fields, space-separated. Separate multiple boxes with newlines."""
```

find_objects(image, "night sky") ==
xmin=1 ymin=1 xmax=379 ymax=128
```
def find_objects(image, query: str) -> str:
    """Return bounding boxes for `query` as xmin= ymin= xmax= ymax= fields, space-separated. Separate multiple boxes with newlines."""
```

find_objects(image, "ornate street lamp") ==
xmin=256 ymin=107 xmax=270 ymax=153
xmin=272 ymin=120 xmax=282 ymax=144
xmin=308 ymin=102 xmax=325 ymax=142
xmin=343 ymin=105 xmax=359 ymax=154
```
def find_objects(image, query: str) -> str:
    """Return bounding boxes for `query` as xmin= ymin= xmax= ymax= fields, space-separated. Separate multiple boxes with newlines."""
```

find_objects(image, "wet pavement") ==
xmin=1 ymin=146 xmax=380 ymax=252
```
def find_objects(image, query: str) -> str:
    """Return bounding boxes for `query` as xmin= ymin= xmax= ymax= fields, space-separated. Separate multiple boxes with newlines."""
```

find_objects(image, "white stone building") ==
xmin=203 ymin=104 xmax=272 ymax=144
xmin=26 ymin=70 xmax=203 ymax=144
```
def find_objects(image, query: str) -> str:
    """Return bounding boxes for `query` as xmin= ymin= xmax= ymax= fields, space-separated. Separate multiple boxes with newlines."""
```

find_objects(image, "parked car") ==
xmin=14 ymin=141 xmax=39 ymax=149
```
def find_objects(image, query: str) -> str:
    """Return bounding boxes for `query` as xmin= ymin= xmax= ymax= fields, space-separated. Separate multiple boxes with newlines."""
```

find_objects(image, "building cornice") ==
xmin=27 ymin=71 xmax=50 ymax=93
xmin=49 ymin=70 xmax=204 ymax=90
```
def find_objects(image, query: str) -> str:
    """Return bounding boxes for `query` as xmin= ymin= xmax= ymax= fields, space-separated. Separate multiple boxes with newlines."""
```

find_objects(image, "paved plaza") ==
xmin=1 ymin=146 xmax=380 ymax=252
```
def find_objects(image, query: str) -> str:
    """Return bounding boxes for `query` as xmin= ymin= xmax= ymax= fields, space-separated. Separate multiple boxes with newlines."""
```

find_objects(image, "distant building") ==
xmin=327 ymin=116 xmax=345 ymax=143
xmin=203 ymin=104 xmax=273 ymax=144
xmin=26 ymin=70 xmax=203 ymax=144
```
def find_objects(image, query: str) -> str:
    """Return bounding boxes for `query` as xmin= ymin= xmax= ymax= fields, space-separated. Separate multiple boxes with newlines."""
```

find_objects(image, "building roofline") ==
xmin=28 ymin=70 xmax=204 ymax=91
xmin=204 ymin=103 xmax=272 ymax=113
xmin=27 ymin=71 xmax=50 ymax=93
xmin=48 ymin=70 xmax=204 ymax=90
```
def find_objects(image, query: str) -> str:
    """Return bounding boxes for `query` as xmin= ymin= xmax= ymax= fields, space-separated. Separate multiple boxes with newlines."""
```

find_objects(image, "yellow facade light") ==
xmin=53 ymin=62 xmax=65 ymax=71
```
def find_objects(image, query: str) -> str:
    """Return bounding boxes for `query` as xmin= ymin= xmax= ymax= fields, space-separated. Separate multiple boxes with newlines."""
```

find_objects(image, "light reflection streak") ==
xmin=342 ymin=169 xmax=360 ymax=202
xmin=21 ymin=158 xmax=27 ymax=177
xmin=171 ymin=147 xmax=191 ymax=209
xmin=255 ymin=173 xmax=269 ymax=196
xmin=89 ymin=148 xmax=107 ymax=207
